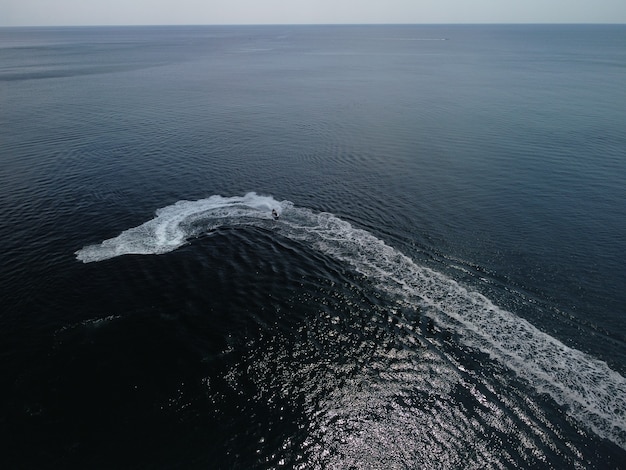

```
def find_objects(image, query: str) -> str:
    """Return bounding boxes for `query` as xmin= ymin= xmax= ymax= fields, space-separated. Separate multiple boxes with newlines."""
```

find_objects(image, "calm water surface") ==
xmin=1 ymin=24 xmax=625 ymax=468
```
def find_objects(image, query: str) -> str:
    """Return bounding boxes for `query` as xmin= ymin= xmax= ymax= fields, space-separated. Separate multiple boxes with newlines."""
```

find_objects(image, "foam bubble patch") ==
xmin=75 ymin=192 xmax=285 ymax=263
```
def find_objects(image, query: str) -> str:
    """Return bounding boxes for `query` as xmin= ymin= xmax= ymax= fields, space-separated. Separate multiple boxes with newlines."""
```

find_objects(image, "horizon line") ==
xmin=2 ymin=21 xmax=625 ymax=28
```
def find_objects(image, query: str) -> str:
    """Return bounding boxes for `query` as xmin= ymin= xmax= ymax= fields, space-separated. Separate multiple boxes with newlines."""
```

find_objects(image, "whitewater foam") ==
xmin=76 ymin=192 xmax=626 ymax=449
xmin=75 ymin=193 xmax=283 ymax=262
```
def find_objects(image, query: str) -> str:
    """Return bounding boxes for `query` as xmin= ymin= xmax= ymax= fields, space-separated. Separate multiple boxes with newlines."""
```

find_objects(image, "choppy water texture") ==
xmin=2 ymin=25 xmax=626 ymax=469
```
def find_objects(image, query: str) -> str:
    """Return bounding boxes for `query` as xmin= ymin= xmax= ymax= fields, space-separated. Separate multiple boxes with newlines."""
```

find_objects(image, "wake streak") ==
xmin=76 ymin=192 xmax=626 ymax=449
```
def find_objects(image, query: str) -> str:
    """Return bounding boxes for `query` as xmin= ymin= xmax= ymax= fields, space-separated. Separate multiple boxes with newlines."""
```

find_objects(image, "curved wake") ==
xmin=76 ymin=193 xmax=284 ymax=262
xmin=76 ymin=192 xmax=626 ymax=449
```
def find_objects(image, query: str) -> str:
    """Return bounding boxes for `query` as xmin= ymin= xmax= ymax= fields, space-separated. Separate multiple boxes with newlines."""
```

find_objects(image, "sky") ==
xmin=1 ymin=0 xmax=626 ymax=27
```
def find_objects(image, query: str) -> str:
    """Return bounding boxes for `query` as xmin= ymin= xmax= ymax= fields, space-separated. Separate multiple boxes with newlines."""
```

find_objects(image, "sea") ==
xmin=1 ymin=24 xmax=625 ymax=469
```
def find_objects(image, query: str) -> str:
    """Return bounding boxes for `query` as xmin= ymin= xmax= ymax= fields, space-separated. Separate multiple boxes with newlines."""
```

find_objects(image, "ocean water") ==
xmin=1 ymin=24 xmax=625 ymax=468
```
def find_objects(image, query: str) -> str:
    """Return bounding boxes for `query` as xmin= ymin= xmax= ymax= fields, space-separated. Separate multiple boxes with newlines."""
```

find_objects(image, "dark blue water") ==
xmin=1 ymin=25 xmax=625 ymax=468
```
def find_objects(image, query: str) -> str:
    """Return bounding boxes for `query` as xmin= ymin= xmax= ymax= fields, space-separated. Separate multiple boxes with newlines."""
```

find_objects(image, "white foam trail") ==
xmin=75 ymin=193 xmax=283 ymax=263
xmin=76 ymin=193 xmax=626 ymax=449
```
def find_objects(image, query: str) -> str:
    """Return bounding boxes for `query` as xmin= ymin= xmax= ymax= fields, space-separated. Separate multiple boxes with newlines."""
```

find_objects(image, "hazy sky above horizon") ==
xmin=2 ymin=0 xmax=626 ymax=27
